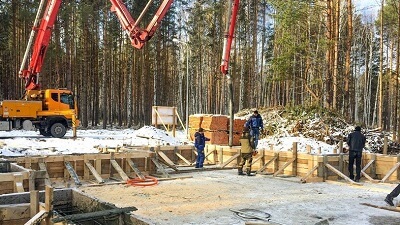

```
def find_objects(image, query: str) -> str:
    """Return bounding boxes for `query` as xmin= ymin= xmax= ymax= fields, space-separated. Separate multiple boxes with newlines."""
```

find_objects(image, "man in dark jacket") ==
xmin=245 ymin=110 xmax=263 ymax=148
xmin=194 ymin=128 xmax=210 ymax=168
xmin=385 ymin=184 xmax=400 ymax=206
xmin=347 ymin=126 xmax=366 ymax=182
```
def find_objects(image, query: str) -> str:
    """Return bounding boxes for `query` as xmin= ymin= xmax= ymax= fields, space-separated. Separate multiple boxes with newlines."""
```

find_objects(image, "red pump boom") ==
xmin=220 ymin=0 xmax=240 ymax=76
xmin=19 ymin=0 xmax=173 ymax=91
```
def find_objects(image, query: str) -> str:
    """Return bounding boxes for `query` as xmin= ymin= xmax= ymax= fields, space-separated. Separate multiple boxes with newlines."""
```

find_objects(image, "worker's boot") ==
xmin=246 ymin=169 xmax=253 ymax=176
xmin=238 ymin=169 xmax=245 ymax=175
xmin=385 ymin=195 xmax=394 ymax=206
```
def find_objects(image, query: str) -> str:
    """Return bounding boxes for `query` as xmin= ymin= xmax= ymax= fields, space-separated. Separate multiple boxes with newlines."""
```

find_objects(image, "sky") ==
xmin=354 ymin=0 xmax=380 ymax=18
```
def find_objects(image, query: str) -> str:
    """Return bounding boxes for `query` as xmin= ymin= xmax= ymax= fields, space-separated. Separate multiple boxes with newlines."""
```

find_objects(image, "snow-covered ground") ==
xmin=0 ymin=126 xmax=340 ymax=157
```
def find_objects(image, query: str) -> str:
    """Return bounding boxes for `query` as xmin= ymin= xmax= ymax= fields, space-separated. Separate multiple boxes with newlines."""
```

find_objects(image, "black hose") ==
xmin=230 ymin=208 xmax=271 ymax=220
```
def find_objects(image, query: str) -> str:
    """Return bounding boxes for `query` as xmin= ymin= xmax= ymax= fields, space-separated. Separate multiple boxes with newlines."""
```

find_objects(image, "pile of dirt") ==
xmin=236 ymin=107 xmax=396 ymax=154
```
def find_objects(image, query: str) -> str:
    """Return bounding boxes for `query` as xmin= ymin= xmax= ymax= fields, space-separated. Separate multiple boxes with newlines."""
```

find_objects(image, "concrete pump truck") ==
xmin=0 ymin=0 xmax=173 ymax=138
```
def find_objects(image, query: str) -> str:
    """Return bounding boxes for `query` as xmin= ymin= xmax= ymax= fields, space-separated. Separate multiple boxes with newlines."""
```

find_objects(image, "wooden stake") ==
xmin=30 ymin=190 xmax=39 ymax=217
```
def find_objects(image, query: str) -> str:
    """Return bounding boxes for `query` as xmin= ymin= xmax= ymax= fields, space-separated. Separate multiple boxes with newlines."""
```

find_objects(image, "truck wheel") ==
xmin=50 ymin=123 xmax=66 ymax=138
xmin=39 ymin=129 xmax=52 ymax=137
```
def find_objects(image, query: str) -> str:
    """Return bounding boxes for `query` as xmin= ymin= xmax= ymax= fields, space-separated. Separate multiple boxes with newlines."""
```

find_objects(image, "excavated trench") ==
xmin=0 ymin=188 xmax=147 ymax=225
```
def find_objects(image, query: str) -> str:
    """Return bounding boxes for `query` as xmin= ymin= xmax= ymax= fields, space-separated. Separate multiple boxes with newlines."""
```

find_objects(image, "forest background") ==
xmin=0 ymin=0 xmax=399 ymax=139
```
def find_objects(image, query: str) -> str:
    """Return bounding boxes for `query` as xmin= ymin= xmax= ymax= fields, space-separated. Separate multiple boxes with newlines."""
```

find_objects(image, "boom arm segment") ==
xmin=220 ymin=0 xmax=239 ymax=75
xmin=110 ymin=0 xmax=174 ymax=49
xmin=20 ymin=0 xmax=62 ymax=90
xmin=19 ymin=0 xmax=173 ymax=91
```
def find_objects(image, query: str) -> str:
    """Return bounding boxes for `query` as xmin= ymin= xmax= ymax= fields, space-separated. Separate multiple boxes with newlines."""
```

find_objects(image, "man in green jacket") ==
xmin=238 ymin=128 xmax=256 ymax=176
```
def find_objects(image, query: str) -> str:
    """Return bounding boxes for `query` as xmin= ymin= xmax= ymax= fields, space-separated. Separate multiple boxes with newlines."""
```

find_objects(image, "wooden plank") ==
xmin=151 ymin=158 xmax=170 ymax=178
xmin=45 ymin=186 xmax=53 ymax=225
xmin=85 ymin=162 xmax=104 ymax=183
xmin=10 ymin=162 xmax=30 ymax=172
xmin=29 ymin=172 xmax=36 ymax=191
xmin=300 ymin=165 xmax=318 ymax=183
xmin=156 ymin=150 xmax=177 ymax=168
xmin=381 ymin=162 xmax=400 ymax=183
xmin=95 ymin=159 xmax=102 ymax=175
xmin=0 ymin=172 xmax=29 ymax=182
xmin=110 ymin=159 xmax=129 ymax=181
xmin=64 ymin=161 xmax=82 ymax=186
xmin=45 ymin=186 xmax=53 ymax=212
xmin=127 ymin=159 xmax=145 ymax=180
xmin=361 ymin=203 xmax=400 ymax=213
xmin=324 ymin=163 xmax=361 ymax=185
xmin=175 ymin=152 xmax=192 ymax=165
xmin=220 ymin=153 xmax=240 ymax=168
xmin=38 ymin=162 xmax=51 ymax=187
xmin=13 ymin=173 xmax=24 ymax=193
xmin=157 ymin=157 xmax=179 ymax=172
xmin=24 ymin=210 xmax=47 ymax=225
xmin=273 ymin=158 xmax=295 ymax=177
xmin=357 ymin=160 xmax=378 ymax=182
xmin=0 ymin=203 xmax=31 ymax=220
xmin=251 ymin=154 xmax=263 ymax=165
xmin=30 ymin=190 xmax=39 ymax=217
xmin=256 ymin=156 xmax=278 ymax=174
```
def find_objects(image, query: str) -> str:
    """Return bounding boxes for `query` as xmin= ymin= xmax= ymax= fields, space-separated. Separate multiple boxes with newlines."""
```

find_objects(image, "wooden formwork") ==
xmin=204 ymin=143 xmax=400 ymax=184
xmin=1 ymin=143 xmax=400 ymax=197
xmin=0 ymin=151 xmax=156 ymax=195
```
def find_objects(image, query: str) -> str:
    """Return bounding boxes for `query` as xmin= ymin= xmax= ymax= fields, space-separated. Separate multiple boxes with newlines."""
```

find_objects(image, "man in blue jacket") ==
xmin=245 ymin=110 xmax=263 ymax=148
xmin=194 ymin=128 xmax=210 ymax=168
xmin=347 ymin=126 xmax=366 ymax=182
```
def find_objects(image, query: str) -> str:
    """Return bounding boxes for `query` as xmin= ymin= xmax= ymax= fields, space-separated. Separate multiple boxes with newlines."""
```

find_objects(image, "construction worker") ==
xmin=245 ymin=110 xmax=263 ymax=148
xmin=346 ymin=126 xmax=366 ymax=182
xmin=385 ymin=184 xmax=400 ymax=206
xmin=194 ymin=128 xmax=210 ymax=168
xmin=238 ymin=128 xmax=256 ymax=176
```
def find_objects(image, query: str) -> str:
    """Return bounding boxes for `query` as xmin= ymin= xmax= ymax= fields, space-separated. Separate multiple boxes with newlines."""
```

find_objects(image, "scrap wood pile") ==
xmin=236 ymin=107 xmax=400 ymax=155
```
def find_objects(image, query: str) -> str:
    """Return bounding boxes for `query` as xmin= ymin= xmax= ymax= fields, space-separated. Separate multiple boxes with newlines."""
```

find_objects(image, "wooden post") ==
xmin=45 ymin=186 xmax=53 ymax=225
xmin=317 ymin=147 xmax=322 ymax=155
xmin=316 ymin=156 xmax=324 ymax=180
xmin=154 ymin=106 xmax=158 ymax=127
xmin=261 ymin=148 xmax=265 ymax=167
xmin=110 ymin=152 xmax=115 ymax=178
xmin=339 ymin=153 xmax=344 ymax=175
xmin=339 ymin=140 xmax=343 ymax=154
xmin=371 ymin=154 xmax=377 ymax=179
xmin=323 ymin=155 xmax=328 ymax=181
xmin=29 ymin=171 xmax=36 ymax=191
xmin=383 ymin=136 xmax=388 ymax=155
xmin=174 ymin=146 xmax=178 ymax=164
xmin=218 ymin=147 xmax=223 ymax=165
xmin=306 ymin=145 xmax=311 ymax=154
xmin=397 ymin=155 xmax=400 ymax=180
xmin=83 ymin=155 xmax=89 ymax=180
xmin=292 ymin=142 xmax=298 ymax=176
xmin=204 ymin=145 xmax=209 ymax=163
xmin=191 ymin=145 xmax=195 ymax=162
xmin=273 ymin=152 xmax=279 ymax=173
xmin=30 ymin=190 xmax=39 ymax=217
xmin=237 ymin=147 xmax=242 ymax=166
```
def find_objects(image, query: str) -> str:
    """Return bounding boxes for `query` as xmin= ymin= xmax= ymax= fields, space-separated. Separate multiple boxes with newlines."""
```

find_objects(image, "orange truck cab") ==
xmin=0 ymin=89 xmax=79 ymax=138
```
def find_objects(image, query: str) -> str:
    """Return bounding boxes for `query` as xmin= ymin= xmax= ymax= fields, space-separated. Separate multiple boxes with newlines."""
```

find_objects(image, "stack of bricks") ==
xmin=232 ymin=118 xmax=247 ymax=146
xmin=202 ymin=115 xmax=229 ymax=145
xmin=189 ymin=114 xmax=248 ymax=146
